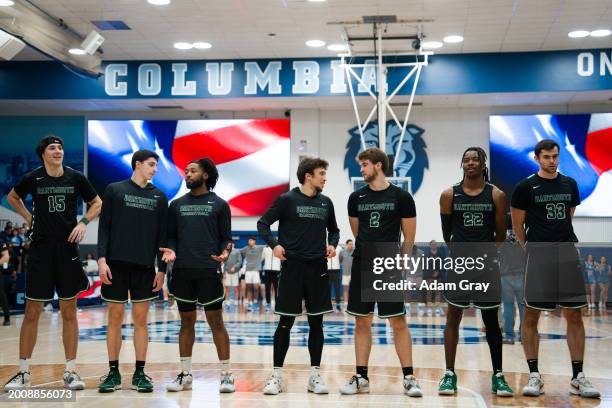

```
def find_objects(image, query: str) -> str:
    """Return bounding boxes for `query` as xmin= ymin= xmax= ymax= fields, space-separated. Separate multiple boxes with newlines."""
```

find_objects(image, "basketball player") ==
xmin=511 ymin=139 xmax=600 ymax=398
xmin=258 ymin=157 xmax=339 ymax=395
xmin=164 ymin=158 xmax=235 ymax=393
xmin=239 ymin=237 xmax=264 ymax=311
xmin=4 ymin=135 xmax=102 ymax=391
xmin=438 ymin=147 xmax=513 ymax=396
xmin=97 ymin=149 xmax=172 ymax=393
xmin=340 ymin=147 xmax=422 ymax=397
xmin=223 ymin=242 xmax=242 ymax=305
xmin=339 ymin=239 xmax=354 ymax=304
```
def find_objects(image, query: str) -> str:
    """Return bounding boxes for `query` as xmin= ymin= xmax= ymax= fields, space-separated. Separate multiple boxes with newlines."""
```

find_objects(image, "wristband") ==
xmin=79 ymin=217 xmax=90 ymax=226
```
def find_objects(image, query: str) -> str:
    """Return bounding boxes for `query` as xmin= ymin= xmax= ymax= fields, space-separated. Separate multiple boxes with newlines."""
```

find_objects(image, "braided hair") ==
xmin=460 ymin=147 xmax=489 ymax=181
xmin=190 ymin=157 xmax=219 ymax=190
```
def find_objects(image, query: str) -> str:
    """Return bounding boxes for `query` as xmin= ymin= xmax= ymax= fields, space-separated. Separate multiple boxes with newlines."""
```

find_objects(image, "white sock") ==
xmin=19 ymin=359 xmax=29 ymax=373
xmin=310 ymin=366 xmax=320 ymax=376
xmin=273 ymin=367 xmax=282 ymax=377
xmin=180 ymin=357 xmax=192 ymax=374
xmin=66 ymin=359 xmax=76 ymax=373
xmin=220 ymin=360 xmax=230 ymax=374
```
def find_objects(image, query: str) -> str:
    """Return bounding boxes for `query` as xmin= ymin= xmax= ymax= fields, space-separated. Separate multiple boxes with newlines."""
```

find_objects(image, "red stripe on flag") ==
xmin=78 ymin=280 xmax=102 ymax=299
xmin=172 ymin=119 xmax=289 ymax=169
xmin=228 ymin=183 xmax=290 ymax=216
xmin=585 ymin=127 xmax=612 ymax=175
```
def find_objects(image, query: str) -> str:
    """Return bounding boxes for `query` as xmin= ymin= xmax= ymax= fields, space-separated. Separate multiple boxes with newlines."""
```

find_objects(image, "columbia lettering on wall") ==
xmin=0 ymin=49 xmax=611 ymax=99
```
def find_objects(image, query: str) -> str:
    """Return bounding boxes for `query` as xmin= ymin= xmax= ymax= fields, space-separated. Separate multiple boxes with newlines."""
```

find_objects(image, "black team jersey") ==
xmin=98 ymin=179 xmax=168 ymax=268
xmin=348 ymin=183 xmax=416 ymax=259
xmin=511 ymin=173 xmax=580 ymax=243
xmin=257 ymin=187 xmax=340 ymax=260
xmin=450 ymin=182 xmax=496 ymax=243
xmin=13 ymin=166 xmax=97 ymax=242
xmin=167 ymin=192 xmax=232 ymax=270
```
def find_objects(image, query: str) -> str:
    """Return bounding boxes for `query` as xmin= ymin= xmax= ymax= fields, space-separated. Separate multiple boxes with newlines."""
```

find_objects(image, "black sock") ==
xmin=307 ymin=315 xmax=324 ymax=367
xmin=402 ymin=367 xmax=413 ymax=377
xmin=356 ymin=366 xmax=368 ymax=380
xmin=481 ymin=308 xmax=503 ymax=373
xmin=109 ymin=360 xmax=119 ymax=370
xmin=527 ymin=359 xmax=538 ymax=373
xmin=135 ymin=360 xmax=145 ymax=371
xmin=571 ymin=360 xmax=583 ymax=379
xmin=273 ymin=316 xmax=295 ymax=367
xmin=447 ymin=367 xmax=455 ymax=373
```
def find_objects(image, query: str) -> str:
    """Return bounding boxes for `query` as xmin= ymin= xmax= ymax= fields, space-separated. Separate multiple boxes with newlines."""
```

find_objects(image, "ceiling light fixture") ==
xmin=568 ymin=30 xmax=590 ymax=38
xmin=443 ymin=35 xmax=464 ymax=43
xmin=421 ymin=41 xmax=443 ymax=49
xmin=590 ymin=29 xmax=611 ymax=37
xmin=327 ymin=43 xmax=348 ymax=52
xmin=68 ymin=48 xmax=86 ymax=55
xmin=306 ymin=39 xmax=325 ymax=47
xmin=174 ymin=42 xmax=193 ymax=50
xmin=193 ymin=42 xmax=212 ymax=49
xmin=0 ymin=0 xmax=14 ymax=6
xmin=147 ymin=0 xmax=171 ymax=5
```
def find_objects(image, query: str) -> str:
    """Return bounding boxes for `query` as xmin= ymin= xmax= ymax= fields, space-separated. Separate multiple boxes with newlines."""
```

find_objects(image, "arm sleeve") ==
xmin=13 ymin=173 xmax=32 ymax=199
xmin=257 ymin=195 xmax=285 ymax=248
xmin=510 ymin=181 xmax=529 ymax=210
xmin=77 ymin=172 xmax=98 ymax=202
xmin=570 ymin=179 xmax=581 ymax=207
xmin=218 ymin=202 xmax=233 ymax=253
xmin=347 ymin=192 xmax=358 ymax=217
xmin=326 ymin=199 xmax=340 ymax=248
xmin=441 ymin=214 xmax=452 ymax=243
xmin=97 ymin=184 xmax=114 ymax=259
xmin=166 ymin=201 xmax=178 ymax=252
xmin=399 ymin=190 xmax=417 ymax=218
xmin=156 ymin=194 xmax=169 ymax=273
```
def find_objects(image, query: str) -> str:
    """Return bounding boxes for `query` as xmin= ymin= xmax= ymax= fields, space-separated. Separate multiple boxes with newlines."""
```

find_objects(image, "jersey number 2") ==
xmin=48 ymin=195 xmax=66 ymax=213
xmin=369 ymin=212 xmax=380 ymax=228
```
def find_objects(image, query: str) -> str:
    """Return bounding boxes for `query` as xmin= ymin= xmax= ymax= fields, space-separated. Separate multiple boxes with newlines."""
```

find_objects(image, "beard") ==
xmin=314 ymin=185 xmax=323 ymax=193
xmin=363 ymin=172 xmax=376 ymax=183
xmin=186 ymin=178 xmax=204 ymax=189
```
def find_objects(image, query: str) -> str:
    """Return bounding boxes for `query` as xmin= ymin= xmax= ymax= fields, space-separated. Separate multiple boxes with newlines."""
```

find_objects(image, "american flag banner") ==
xmin=88 ymin=119 xmax=290 ymax=216
xmin=490 ymin=113 xmax=612 ymax=216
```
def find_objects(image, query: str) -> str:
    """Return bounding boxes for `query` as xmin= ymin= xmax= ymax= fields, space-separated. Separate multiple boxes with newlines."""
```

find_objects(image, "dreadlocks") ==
xmin=460 ymin=147 xmax=489 ymax=181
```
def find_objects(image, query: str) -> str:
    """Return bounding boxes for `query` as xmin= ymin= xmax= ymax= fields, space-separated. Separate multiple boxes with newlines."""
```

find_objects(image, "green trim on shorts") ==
xmin=446 ymin=299 xmax=500 ymax=310
xmin=197 ymin=292 xmax=226 ymax=306
xmin=101 ymin=296 xmax=128 ymax=304
xmin=171 ymin=294 xmax=197 ymax=304
xmin=377 ymin=310 xmax=406 ymax=319
xmin=25 ymin=296 xmax=54 ymax=302
xmin=57 ymin=284 xmax=91 ymax=301
xmin=560 ymin=303 xmax=588 ymax=309
xmin=131 ymin=295 xmax=158 ymax=303
xmin=306 ymin=309 xmax=334 ymax=316
xmin=345 ymin=309 xmax=374 ymax=317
